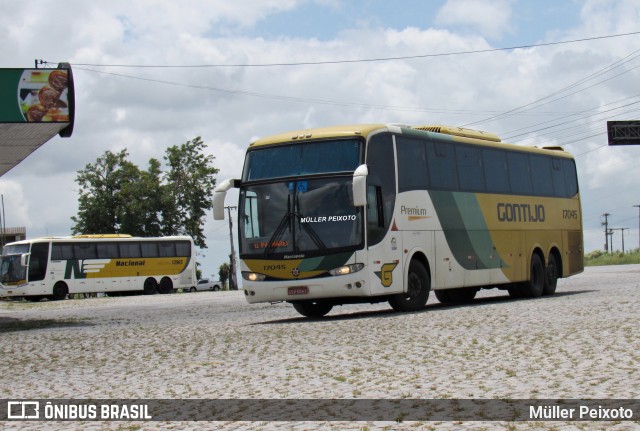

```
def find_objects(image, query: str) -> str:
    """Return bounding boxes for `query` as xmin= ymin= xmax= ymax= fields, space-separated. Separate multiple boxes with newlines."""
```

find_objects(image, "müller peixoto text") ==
xmin=530 ymin=405 xmax=634 ymax=420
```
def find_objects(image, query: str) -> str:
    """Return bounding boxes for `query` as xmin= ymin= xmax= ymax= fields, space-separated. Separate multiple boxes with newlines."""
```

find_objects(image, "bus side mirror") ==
xmin=20 ymin=253 xmax=30 ymax=267
xmin=213 ymin=179 xmax=240 ymax=220
xmin=352 ymin=164 xmax=368 ymax=207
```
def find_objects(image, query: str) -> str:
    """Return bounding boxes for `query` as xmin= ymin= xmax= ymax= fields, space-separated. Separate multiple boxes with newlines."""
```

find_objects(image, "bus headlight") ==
xmin=242 ymin=272 xmax=267 ymax=281
xmin=329 ymin=263 xmax=364 ymax=276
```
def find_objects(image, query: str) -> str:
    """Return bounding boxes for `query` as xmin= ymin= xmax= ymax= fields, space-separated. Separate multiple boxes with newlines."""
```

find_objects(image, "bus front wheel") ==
xmin=292 ymin=301 xmax=333 ymax=318
xmin=51 ymin=282 xmax=68 ymax=301
xmin=389 ymin=260 xmax=430 ymax=312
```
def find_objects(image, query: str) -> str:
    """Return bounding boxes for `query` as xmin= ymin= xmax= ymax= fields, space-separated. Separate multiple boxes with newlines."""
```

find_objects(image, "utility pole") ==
xmin=225 ymin=206 xmax=238 ymax=290
xmin=634 ymin=205 xmax=640 ymax=251
xmin=601 ymin=213 xmax=611 ymax=252
xmin=610 ymin=228 xmax=629 ymax=253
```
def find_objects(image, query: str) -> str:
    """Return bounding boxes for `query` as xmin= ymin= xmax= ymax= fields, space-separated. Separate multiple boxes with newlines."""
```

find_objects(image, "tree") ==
xmin=72 ymin=137 xmax=219 ymax=248
xmin=72 ymin=149 xmax=142 ymax=234
xmin=118 ymin=158 xmax=163 ymax=237
xmin=162 ymin=137 xmax=219 ymax=247
xmin=219 ymin=262 xmax=230 ymax=290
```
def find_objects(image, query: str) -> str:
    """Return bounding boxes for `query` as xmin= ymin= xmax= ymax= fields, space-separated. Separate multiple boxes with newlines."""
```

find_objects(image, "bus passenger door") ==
xmin=27 ymin=242 xmax=49 ymax=292
xmin=367 ymin=185 xmax=403 ymax=295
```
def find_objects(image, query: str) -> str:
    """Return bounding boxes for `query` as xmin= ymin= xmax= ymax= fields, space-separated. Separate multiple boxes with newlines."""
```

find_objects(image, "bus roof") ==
xmin=249 ymin=124 xmax=387 ymax=148
xmin=2 ymin=235 xmax=194 ymax=247
xmin=247 ymin=123 xmax=574 ymax=158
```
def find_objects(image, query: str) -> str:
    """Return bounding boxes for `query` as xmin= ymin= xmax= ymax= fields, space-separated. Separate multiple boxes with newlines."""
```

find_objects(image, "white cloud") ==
xmin=435 ymin=0 xmax=515 ymax=40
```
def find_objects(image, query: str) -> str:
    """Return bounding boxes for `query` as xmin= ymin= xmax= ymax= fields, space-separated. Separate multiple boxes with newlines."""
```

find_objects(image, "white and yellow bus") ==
xmin=214 ymin=124 xmax=583 ymax=317
xmin=0 ymin=235 xmax=196 ymax=301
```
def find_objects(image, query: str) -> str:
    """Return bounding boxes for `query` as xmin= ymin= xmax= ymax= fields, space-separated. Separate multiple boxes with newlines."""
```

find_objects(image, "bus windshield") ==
xmin=0 ymin=254 xmax=27 ymax=284
xmin=239 ymin=177 xmax=363 ymax=258
xmin=2 ymin=244 xmax=29 ymax=255
xmin=242 ymin=139 xmax=362 ymax=181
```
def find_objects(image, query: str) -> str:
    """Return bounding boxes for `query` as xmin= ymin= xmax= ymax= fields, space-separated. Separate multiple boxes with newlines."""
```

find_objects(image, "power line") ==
xmin=463 ymin=48 xmax=640 ymax=128
xmin=46 ymin=31 xmax=640 ymax=69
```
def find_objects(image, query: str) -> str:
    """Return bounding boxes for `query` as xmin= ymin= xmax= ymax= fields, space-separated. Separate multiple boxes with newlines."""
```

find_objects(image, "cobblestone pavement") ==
xmin=1 ymin=265 xmax=639 ymax=430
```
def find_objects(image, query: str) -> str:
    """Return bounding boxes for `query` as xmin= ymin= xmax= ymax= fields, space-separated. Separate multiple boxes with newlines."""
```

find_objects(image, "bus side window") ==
xmin=243 ymin=191 xmax=261 ymax=239
xmin=551 ymin=158 xmax=566 ymax=196
xmin=530 ymin=155 xmax=553 ymax=196
xmin=507 ymin=152 xmax=532 ymax=194
xmin=175 ymin=241 xmax=192 ymax=257
xmin=427 ymin=140 xmax=458 ymax=190
xmin=456 ymin=145 xmax=483 ymax=192
xmin=397 ymin=136 xmax=428 ymax=192
xmin=482 ymin=148 xmax=509 ymax=194
xmin=97 ymin=243 xmax=119 ymax=259
xmin=564 ymin=159 xmax=578 ymax=196
xmin=74 ymin=243 xmax=98 ymax=260
xmin=366 ymin=133 xmax=396 ymax=247
xmin=158 ymin=242 xmax=176 ymax=257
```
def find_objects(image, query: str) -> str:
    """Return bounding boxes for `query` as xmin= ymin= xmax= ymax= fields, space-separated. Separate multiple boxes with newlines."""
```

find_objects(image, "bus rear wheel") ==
xmin=510 ymin=253 xmax=544 ymax=299
xmin=543 ymin=253 xmax=559 ymax=296
xmin=292 ymin=301 xmax=333 ymax=318
xmin=389 ymin=260 xmax=430 ymax=312
xmin=158 ymin=277 xmax=173 ymax=294
xmin=143 ymin=278 xmax=158 ymax=295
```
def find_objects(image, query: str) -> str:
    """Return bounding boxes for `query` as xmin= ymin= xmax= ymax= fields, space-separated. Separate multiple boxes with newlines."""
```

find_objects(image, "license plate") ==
xmin=288 ymin=286 xmax=309 ymax=295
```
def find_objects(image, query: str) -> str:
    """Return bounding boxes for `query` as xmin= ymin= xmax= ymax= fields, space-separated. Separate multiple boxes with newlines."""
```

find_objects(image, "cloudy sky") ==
xmin=1 ymin=0 xmax=640 ymax=279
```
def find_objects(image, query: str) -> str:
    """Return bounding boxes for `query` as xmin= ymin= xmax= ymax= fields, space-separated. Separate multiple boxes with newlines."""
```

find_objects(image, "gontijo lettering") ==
xmin=497 ymin=203 xmax=545 ymax=222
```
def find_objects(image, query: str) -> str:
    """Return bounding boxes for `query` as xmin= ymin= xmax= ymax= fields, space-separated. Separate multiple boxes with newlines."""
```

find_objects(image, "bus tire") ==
xmin=292 ymin=301 xmax=333 ymax=318
xmin=435 ymin=287 xmax=477 ymax=304
xmin=521 ymin=253 xmax=545 ymax=298
xmin=543 ymin=253 xmax=559 ymax=296
xmin=143 ymin=278 xmax=158 ymax=295
xmin=51 ymin=282 xmax=68 ymax=301
xmin=389 ymin=259 xmax=430 ymax=312
xmin=158 ymin=277 xmax=173 ymax=294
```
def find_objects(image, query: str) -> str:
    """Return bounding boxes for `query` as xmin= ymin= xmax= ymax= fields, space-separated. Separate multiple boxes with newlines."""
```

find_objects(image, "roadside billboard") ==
xmin=0 ymin=63 xmax=75 ymax=176
xmin=0 ymin=64 xmax=75 ymax=136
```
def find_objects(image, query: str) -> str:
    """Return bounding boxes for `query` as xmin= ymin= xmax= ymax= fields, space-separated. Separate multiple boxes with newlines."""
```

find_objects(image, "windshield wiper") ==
xmin=265 ymin=194 xmax=292 ymax=257
xmin=294 ymin=193 xmax=328 ymax=254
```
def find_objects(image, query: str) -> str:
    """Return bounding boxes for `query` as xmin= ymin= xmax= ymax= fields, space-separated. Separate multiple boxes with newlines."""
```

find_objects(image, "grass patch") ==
xmin=0 ymin=317 xmax=92 ymax=333
xmin=584 ymin=249 xmax=640 ymax=266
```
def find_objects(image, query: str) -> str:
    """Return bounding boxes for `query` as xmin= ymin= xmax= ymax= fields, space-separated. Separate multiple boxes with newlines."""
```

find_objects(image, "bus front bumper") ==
xmin=242 ymin=272 xmax=370 ymax=304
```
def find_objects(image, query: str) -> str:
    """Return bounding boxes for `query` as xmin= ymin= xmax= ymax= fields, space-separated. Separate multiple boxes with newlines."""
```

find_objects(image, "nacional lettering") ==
xmin=115 ymin=260 xmax=146 ymax=267
xmin=497 ymin=203 xmax=545 ymax=223
xmin=300 ymin=215 xmax=357 ymax=223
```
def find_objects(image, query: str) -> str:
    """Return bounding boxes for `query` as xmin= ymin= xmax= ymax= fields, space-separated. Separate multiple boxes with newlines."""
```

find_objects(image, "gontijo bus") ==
xmin=0 ymin=235 xmax=196 ymax=301
xmin=213 ymin=124 xmax=583 ymax=317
